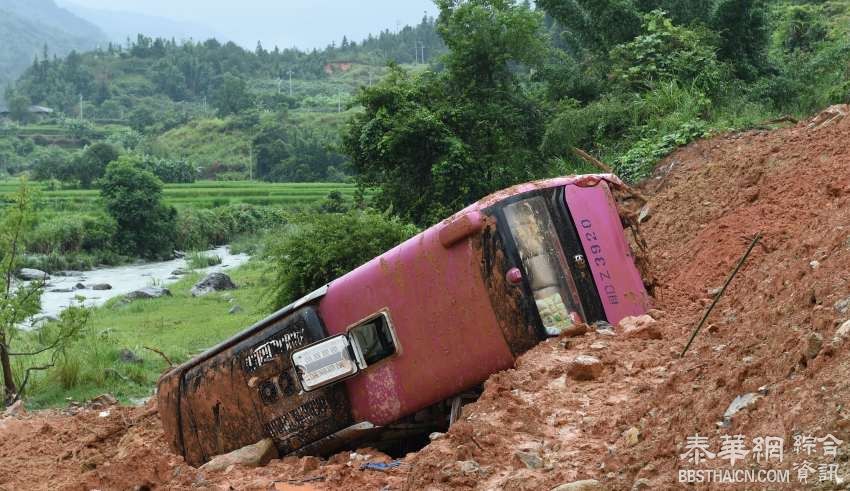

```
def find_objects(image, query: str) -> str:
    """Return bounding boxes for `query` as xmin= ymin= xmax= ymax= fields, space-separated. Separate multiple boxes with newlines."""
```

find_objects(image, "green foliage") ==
xmin=187 ymin=251 xmax=222 ymax=269
xmin=773 ymin=4 xmax=829 ymax=53
xmin=6 ymin=92 xmax=31 ymax=123
xmin=212 ymin=73 xmax=254 ymax=117
xmin=345 ymin=1 xmax=552 ymax=225
xmin=253 ymin=117 xmax=348 ymax=182
xmin=174 ymin=203 xmax=289 ymax=251
xmin=266 ymin=210 xmax=418 ymax=309
xmin=615 ymin=119 xmax=708 ymax=180
xmin=27 ymin=213 xmax=117 ymax=255
xmin=610 ymin=10 xmax=728 ymax=94
xmin=72 ymin=142 xmax=120 ymax=188
xmin=99 ymin=156 xmax=177 ymax=259
xmin=711 ymin=0 xmax=771 ymax=80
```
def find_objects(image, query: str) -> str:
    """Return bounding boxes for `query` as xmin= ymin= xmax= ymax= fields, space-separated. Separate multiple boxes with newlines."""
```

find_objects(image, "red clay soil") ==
xmin=3 ymin=106 xmax=850 ymax=490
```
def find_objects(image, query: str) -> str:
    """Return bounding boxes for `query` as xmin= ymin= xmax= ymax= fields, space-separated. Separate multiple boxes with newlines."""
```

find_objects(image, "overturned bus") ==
xmin=157 ymin=174 xmax=651 ymax=466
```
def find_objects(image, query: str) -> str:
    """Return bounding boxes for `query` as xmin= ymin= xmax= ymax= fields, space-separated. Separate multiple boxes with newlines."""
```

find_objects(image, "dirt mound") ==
xmin=3 ymin=109 xmax=850 ymax=490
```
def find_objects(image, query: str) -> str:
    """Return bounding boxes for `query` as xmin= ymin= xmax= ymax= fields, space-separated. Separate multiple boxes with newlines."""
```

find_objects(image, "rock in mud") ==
xmin=88 ymin=393 xmax=117 ymax=409
xmin=619 ymin=315 xmax=662 ymax=339
xmin=832 ymin=320 xmax=850 ymax=349
xmin=191 ymin=273 xmax=237 ymax=297
xmin=804 ymin=332 xmax=823 ymax=359
xmin=624 ymin=426 xmax=641 ymax=447
xmin=835 ymin=296 xmax=850 ymax=315
xmin=17 ymin=268 xmax=49 ymax=281
xmin=200 ymin=438 xmax=278 ymax=472
xmin=514 ymin=450 xmax=544 ymax=469
xmin=90 ymin=284 xmax=112 ymax=291
xmin=551 ymin=480 xmax=602 ymax=491
xmin=126 ymin=287 xmax=171 ymax=300
xmin=457 ymin=460 xmax=482 ymax=475
xmin=566 ymin=355 xmax=603 ymax=381
xmin=593 ymin=320 xmax=615 ymax=336
xmin=560 ymin=323 xmax=589 ymax=337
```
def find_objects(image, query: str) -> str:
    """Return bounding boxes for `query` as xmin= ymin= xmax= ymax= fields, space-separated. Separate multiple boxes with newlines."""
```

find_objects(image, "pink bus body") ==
xmin=158 ymin=174 xmax=650 ymax=466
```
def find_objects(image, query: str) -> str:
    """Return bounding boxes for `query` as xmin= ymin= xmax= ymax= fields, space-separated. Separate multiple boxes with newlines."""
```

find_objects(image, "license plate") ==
xmin=291 ymin=335 xmax=358 ymax=391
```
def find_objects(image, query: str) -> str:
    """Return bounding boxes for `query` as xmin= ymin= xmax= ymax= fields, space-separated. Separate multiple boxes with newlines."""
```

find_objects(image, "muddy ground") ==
xmin=2 ymin=106 xmax=850 ymax=490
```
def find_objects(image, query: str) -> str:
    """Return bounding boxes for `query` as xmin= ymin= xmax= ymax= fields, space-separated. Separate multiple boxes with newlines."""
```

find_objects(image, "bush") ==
xmin=266 ymin=210 xmax=418 ymax=310
xmin=610 ymin=10 xmax=729 ymax=95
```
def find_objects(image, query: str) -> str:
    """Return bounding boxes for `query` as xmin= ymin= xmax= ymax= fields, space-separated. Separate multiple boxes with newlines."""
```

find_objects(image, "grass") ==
xmin=18 ymin=260 xmax=273 ymax=408
xmin=0 ymin=180 xmax=358 ymax=213
xmin=187 ymin=251 xmax=222 ymax=268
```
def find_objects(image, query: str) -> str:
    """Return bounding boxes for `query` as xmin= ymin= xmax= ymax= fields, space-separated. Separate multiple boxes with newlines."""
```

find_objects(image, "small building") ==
xmin=0 ymin=104 xmax=55 ymax=121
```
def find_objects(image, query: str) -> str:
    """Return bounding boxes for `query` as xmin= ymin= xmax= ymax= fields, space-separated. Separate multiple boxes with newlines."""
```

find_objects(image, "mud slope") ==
xmin=2 ymin=107 xmax=850 ymax=490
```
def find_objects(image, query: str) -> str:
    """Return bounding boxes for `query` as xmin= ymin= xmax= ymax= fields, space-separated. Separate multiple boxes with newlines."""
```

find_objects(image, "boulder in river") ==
xmin=74 ymin=283 xmax=86 ymax=290
xmin=191 ymin=273 xmax=237 ymax=297
xmin=171 ymin=268 xmax=188 ymax=276
xmin=126 ymin=287 xmax=172 ymax=300
xmin=90 ymin=284 xmax=112 ymax=291
xmin=17 ymin=268 xmax=50 ymax=281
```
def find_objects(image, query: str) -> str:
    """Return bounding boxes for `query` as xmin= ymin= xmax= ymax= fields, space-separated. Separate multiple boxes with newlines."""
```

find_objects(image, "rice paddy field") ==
xmin=0 ymin=180 xmax=358 ymax=213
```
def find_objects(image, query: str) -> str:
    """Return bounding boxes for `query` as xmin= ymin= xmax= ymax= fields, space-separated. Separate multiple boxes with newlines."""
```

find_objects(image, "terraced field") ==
xmin=0 ymin=180 xmax=357 ymax=212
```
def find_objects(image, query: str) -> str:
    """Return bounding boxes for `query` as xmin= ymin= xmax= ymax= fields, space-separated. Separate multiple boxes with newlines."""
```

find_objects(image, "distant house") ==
xmin=0 ymin=104 xmax=55 ymax=121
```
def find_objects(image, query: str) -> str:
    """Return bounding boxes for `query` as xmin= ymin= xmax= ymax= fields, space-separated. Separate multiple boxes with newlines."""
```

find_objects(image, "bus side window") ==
xmin=349 ymin=313 xmax=397 ymax=367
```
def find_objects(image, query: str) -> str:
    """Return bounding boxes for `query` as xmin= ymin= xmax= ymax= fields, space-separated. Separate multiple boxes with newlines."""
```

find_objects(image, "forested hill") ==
xmin=10 ymin=16 xmax=445 ymax=115
xmin=0 ymin=0 xmax=104 ymax=91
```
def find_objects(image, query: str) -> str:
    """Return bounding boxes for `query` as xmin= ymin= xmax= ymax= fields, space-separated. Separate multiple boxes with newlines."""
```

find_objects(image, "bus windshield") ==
xmin=503 ymin=196 xmax=585 ymax=334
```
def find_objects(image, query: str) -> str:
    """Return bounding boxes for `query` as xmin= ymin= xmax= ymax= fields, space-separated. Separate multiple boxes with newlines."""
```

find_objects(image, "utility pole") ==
xmin=79 ymin=94 xmax=84 ymax=121
xmin=421 ymin=44 xmax=425 ymax=63
xmin=203 ymin=96 xmax=207 ymax=115
xmin=368 ymin=70 xmax=373 ymax=87
xmin=248 ymin=142 xmax=253 ymax=181
xmin=413 ymin=41 xmax=419 ymax=64
xmin=288 ymin=70 xmax=293 ymax=97
xmin=337 ymin=90 xmax=341 ymax=113
xmin=277 ymin=78 xmax=282 ymax=95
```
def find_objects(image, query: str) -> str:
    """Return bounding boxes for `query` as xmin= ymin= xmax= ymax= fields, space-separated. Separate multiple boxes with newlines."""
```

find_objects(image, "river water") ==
xmin=31 ymin=245 xmax=250 ymax=326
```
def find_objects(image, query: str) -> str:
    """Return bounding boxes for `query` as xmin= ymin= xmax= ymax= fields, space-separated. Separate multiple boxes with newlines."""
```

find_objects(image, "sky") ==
xmin=58 ymin=0 xmax=440 ymax=50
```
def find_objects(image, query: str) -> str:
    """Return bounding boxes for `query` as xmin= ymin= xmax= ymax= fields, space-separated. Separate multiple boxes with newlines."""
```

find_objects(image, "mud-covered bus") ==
xmin=157 ymin=173 xmax=651 ymax=466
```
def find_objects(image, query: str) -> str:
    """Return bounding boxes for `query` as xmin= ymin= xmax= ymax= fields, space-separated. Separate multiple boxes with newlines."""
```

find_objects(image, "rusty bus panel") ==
xmin=158 ymin=307 xmax=353 ymax=467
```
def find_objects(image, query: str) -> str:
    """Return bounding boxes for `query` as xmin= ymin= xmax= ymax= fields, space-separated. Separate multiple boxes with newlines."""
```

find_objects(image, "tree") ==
xmin=99 ymin=156 xmax=177 ymax=259
xmin=7 ymin=92 xmax=31 ymax=123
xmin=344 ymin=1 xmax=552 ymax=225
xmin=72 ymin=142 xmax=120 ymax=188
xmin=1 ymin=181 xmax=88 ymax=405
xmin=711 ymin=0 xmax=770 ymax=80
xmin=211 ymin=73 xmax=253 ymax=116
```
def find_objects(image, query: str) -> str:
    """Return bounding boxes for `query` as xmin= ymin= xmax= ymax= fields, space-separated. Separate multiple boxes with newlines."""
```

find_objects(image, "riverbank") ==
xmin=20 ymin=259 xmax=272 ymax=408
xmin=31 ymin=245 xmax=249 ymax=325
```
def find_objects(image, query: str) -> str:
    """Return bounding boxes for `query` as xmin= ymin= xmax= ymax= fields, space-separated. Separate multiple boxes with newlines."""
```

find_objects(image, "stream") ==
xmin=28 ymin=245 xmax=250 ymax=328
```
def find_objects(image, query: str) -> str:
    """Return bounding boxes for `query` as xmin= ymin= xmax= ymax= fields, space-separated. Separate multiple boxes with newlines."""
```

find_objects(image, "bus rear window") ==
xmin=503 ymin=197 xmax=585 ymax=334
